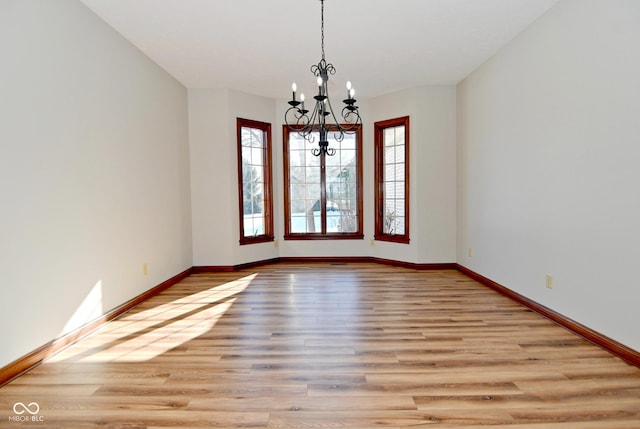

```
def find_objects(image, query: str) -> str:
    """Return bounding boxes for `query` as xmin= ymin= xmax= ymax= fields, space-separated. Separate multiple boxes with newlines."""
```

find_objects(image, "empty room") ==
xmin=1 ymin=0 xmax=639 ymax=427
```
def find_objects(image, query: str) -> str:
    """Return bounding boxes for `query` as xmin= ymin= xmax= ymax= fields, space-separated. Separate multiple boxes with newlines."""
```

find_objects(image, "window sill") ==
xmin=284 ymin=234 xmax=365 ymax=241
xmin=374 ymin=234 xmax=410 ymax=244
xmin=239 ymin=235 xmax=275 ymax=245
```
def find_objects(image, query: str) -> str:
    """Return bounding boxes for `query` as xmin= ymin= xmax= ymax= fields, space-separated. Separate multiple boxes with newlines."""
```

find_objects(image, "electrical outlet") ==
xmin=546 ymin=274 xmax=554 ymax=289
xmin=274 ymin=238 xmax=279 ymax=248
xmin=468 ymin=247 xmax=473 ymax=257
xmin=370 ymin=238 xmax=375 ymax=246
xmin=143 ymin=263 xmax=148 ymax=276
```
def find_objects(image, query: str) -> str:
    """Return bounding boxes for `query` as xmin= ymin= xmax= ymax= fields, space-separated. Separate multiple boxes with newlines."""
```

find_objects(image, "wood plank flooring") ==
xmin=1 ymin=262 xmax=639 ymax=428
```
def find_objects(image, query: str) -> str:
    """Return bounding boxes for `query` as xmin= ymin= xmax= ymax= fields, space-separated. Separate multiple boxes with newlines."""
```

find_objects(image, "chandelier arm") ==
xmin=284 ymin=106 xmax=300 ymax=129
xmin=340 ymin=106 xmax=363 ymax=131
xmin=285 ymin=104 xmax=316 ymax=145
xmin=326 ymin=89 xmax=362 ymax=136
xmin=304 ymin=103 xmax=321 ymax=137
xmin=324 ymin=94 xmax=346 ymax=142
xmin=285 ymin=106 xmax=311 ymax=137
xmin=295 ymin=113 xmax=311 ymax=134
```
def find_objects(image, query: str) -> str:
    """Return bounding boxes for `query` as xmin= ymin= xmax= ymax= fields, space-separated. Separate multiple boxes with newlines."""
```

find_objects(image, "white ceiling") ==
xmin=80 ymin=0 xmax=559 ymax=100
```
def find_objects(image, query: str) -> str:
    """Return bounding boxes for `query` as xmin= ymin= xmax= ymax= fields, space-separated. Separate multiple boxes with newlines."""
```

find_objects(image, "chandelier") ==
xmin=285 ymin=0 xmax=362 ymax=156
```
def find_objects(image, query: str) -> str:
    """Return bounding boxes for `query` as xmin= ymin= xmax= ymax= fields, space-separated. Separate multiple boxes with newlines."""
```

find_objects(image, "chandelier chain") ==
xmin=320 ymin=0 xmax=325 ymax=60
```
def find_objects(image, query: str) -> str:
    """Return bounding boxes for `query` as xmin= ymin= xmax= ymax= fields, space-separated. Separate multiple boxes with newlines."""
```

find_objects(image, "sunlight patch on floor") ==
xmin=79 ymin=299 xmax=236 ymax=363
xmin=46 ymin=273 xmax=256 ymax=363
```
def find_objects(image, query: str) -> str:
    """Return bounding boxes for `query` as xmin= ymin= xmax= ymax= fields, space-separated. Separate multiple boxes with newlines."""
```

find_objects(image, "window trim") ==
xmin=283 ymin=124 xmax=364 ymax=240
xmin=374 ymin=116 xmax=410 ymax=244
xmin=236 ymin=118 xmax=274 ymax=245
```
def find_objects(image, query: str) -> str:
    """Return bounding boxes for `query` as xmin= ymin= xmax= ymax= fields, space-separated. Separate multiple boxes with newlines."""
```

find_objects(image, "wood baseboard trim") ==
xmin=191 ymin=265 xmax=235 ymax=273
xmin=456 ymin=264 xmax=640 ymax=368
xmin=0 ymin=267 xmax=193 ymax=387
xmin=234 ymin=257 xmax=281 ymax=271
xmin=278 ymin=256 xmax=456 ymax=271
xmin=374 ymin=258 xmax=457 ymax=271
xmin=279 ymin=256 xmax=372 ymax=264
xmin=192 ymin=257 xmax=281 ymax=273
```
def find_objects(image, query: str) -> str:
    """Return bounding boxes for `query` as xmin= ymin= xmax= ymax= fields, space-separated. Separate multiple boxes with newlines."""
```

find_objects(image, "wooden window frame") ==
xmin=236 ymin=118 xmax=274 ymax=245
xmin=283 ymin=124 xmax=364 ymax=240
xmin=374 ymin=116 xmax=410 ymax=244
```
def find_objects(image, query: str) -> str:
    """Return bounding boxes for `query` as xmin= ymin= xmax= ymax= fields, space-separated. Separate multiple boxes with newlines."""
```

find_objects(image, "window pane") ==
xmin=242 ymin=147 xmax=251 ymax=163
xmin=289 ymin=150 xmax=306 ymax=167
xmin=384 ymin=128 xmax=395 ymax=146
xmin=327 ymin=210 xmax=357 ymax=233
xmin=395 ymin=126 xmax=405 ymax=145
xmin=383 ymin=201 xmax=395 ymax=234
xmin=342 ymin=166 xmax=356 ymax=182
xmin=290 ymin=204 xmax=320 ymax=233
xmin=340 ymin=149 xmax=356 ymax=165
xmin=305 ymin=184 xmax=321 ymax=200
xmin=290 ymin=134 xmax=305 ymax=150
xmin=395 ymin=144 xmax=404 ymax=162
xmin=385 ymin=164 xmax=395 ymax=180
xmin=339 ymin=137 xmax=356 ymax=151
xmin=290 ymin=213 xmax=320 ymax=233
xmin=252 ymin=167 xmax=263 ymax=183
xmin=385 ymin=146 xmax=396 ymax=164
xmin=256 ymin=149 xmax=265 ymax=166
xmin=289 ymin=195 xmax=310 ymax=214
xmin=384 ymin=182 xmax=394 ymax=199
xmin=241 ymin=128 xmax=251 ymax=144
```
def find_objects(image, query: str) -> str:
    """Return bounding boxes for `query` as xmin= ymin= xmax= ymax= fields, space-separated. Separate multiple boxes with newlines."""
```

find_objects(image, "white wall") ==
xmin=189 ymin=89 xmax=234 ymax=266
xmin=0 ymin=0 xmax=192 ymax=367
xmin=189 ymin=89 xmax=280 ymax=266
xmin=457 ymin=0 xmax=640 ymax=351
xmin=368 ymin=86 xmax=457 ymax=264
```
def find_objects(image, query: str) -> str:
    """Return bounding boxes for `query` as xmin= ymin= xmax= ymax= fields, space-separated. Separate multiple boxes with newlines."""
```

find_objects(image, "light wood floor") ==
xmin=2 ymin=263 xmax=639 ymax=428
